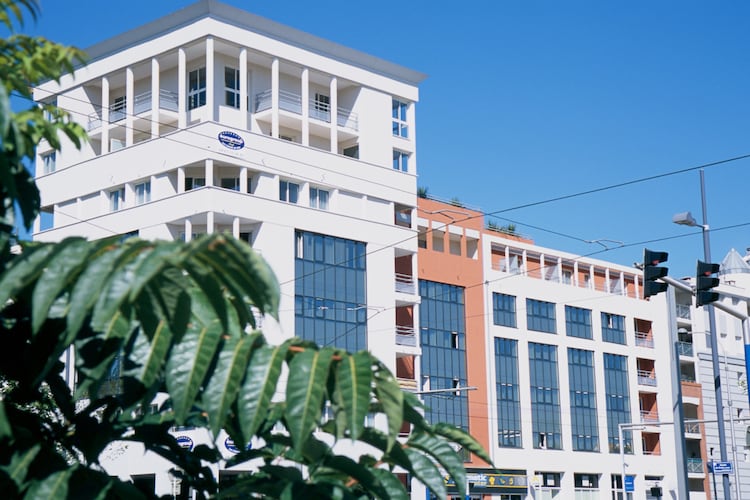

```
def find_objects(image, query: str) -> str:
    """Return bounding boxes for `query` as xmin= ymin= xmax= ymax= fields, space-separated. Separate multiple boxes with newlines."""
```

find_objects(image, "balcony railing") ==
xmin=640 ymin=410 xmax=659 ymax=423
xmin=396 ymin=377 xmax=418 ymax=391
xmin=643 ymin=448 xmax=661 ymax=456
xmin=395 ymin=325 xmax=417 ymax=347
xmin=637 ymin=370 xmax=657 ymax=386
xmin=677 ymin=341 xmax=694 ymax=357
xmin=676 ymin=304 xmax=691 ymax=320
xmin=254 ymin=89 xmax=358 ymax=131
xmin=395 ymin=273 xmax=416 ymax=295
xmin=635 ymin=331 xmax=654 ymax=348
xmin=684 ymin=421 xmax=701 ymax=434
xmin=87 ymin=89 xmax=179 ymax=131
xmin=687 ymin=458 xmax=704 ymax=473
xmin=680 ymin=373 xmax=696 ymax=383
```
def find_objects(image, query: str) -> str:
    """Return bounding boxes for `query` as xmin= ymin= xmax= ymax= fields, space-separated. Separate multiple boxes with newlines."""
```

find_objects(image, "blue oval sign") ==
xmin=224 ymin=437 xmax=251 ymax=453
xmin=176 ymin=435 xmax=194 ymax=450
xmin=218 ymin=131 xmax=245 ymax=150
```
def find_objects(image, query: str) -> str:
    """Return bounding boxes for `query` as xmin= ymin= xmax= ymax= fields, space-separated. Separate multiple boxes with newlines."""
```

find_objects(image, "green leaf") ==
xmin=165 ymin=288 xmax=223 ymax=423
xmin=126 ymin=319 xmax=172 ymax=389
xmin=373 ymin=362 xmax=404 ymax=452
xmin=408 ymin=432 xmax=467 ymax=496
xmin=433 ymin=423 xmax=493 ymax=465
xmin=237 ymin=342 xmax=287 ymax=441
xmin=403 ymin=447 xmax=446 ymax=499
xmin=285 ymin=347 xmax=334 ymax=450
xmin=318 ymin=455 xmax=386 ymax=498
xmin=0 ymin=243 xmax=56 ymax=307
xmin=0 ymin=400 xmax=11 ymax=439
xmin=24 ymin=468 xmax=73 ymax=500
xmin=203 ymin=332 xmax=257 ymax=435
xmin=370 ymin=468 xmax=409 ymax=499
xmin=335 ymin=351 xmax=371 ymax=441
xmin=126 ymin=241 xmax=181 ymax=301
xmin=1 ymin=445 xmax=39 ymax=488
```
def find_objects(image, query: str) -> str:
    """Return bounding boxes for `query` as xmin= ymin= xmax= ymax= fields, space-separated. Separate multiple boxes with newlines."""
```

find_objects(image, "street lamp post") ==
xmin=672 ymin=169 xmax=731 ymax=500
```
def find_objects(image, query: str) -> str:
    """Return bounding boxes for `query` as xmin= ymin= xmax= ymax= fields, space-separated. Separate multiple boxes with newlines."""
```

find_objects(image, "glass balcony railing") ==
xmin=87 ymin=89 xmax=179 ymax=131
xmin=637 ymin=370 xmax=657 ymax=386
xmin=676 ymin=304 xmax=691 ymax=320
xmin=635 ymin=331 xmax=654 ymax=348
xmin=254 ymin=89 xmax=358 ymax=131
xmin=395 ymin=325 xmax=416 ymax=347
xmin=687 ymin=458 xmax=704 ymax=474
xmin=677 ymin=341 xmax=694 ymax=357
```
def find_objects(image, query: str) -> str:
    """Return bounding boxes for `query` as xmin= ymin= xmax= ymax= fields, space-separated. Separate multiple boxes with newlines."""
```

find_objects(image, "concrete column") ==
xmin=239 ymin=167 xmax=248 ymax=193
xmin=232 ymin=217 xmax=240 ymax=238
xmin=301 ymin=68 xmax=309 ymax=146
xmin=573 ymin=261 xmax=579 ymax=286
xmin=206 ymin=211 xmax=215 ymax=234
xmin=124 ymin=183 xmax=135 ymax=209
xmin=125 ymin=67 xmax=134 ymax=147
xmin=206 ymin=37 xmax=215 ymax=121
xmin=184 ymin=218 xmax=192 ymax=242
xmin=101 ymin=76 xmax=110 ymax=154
xmin=205 ymin=159 xmax=214 ymax=187
xmin=239 ymin=48 xmax=248 ymax=130
xmin=178 ymin=48 xmax=186 ymax=129
xmin=177 ymin=167 xmax=185 ymax=194
xmin=271 ymin=57 xmax=279 ymax=138
xmin=329 ymin=77 xmax=337 ymax=153
xmin=151 ymin=58 xmax=160 ymax=138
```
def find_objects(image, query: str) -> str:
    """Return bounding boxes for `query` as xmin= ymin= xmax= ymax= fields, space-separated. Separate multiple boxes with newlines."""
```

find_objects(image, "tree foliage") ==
xmin=0 ymin=2 xmax=491 ymax=498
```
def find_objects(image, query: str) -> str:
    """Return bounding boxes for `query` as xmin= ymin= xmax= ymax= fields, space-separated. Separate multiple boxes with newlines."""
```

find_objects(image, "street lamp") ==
xmin=672 ymin=169 xmax=731 ymax=500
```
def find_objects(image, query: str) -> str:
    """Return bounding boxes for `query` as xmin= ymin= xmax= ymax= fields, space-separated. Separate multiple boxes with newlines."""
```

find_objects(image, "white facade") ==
xmin=34 ymin=1 xmax=425 ymax=496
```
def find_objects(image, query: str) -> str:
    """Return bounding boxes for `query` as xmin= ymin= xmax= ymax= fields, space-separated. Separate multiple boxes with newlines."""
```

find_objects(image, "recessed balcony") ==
xmin=87 ymin=89 xmax=179 ymax=132
xmin=254 ymin=89 xmax=359 ymax=132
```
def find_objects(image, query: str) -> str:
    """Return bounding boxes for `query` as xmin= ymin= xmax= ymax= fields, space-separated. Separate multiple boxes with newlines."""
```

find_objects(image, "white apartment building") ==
xmin=673 ymin=248 xmax=750 ymax=500
xmin=33 ymin=1 xmax=425 ymax=496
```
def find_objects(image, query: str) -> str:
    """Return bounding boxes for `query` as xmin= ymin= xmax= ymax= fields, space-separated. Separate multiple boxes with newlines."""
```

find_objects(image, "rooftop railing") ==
xmin=254 ymin=89 xmax=358 ymax=131
xmin=87 ymin=89 xmax=179 ymax=131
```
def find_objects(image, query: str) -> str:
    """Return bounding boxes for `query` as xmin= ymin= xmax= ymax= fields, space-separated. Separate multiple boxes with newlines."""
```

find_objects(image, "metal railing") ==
xmin=395 ymin=325 xmax=416 ymax=347
xmin=687 ymin=458 xmax=704 ymax=473
xmin=680 ymin=373 xmax=696 ymax=383
xmin=684 ymin=421 xmax=701 ymax=434
xmin=676 ymin=303 xmax=691 ymax=320
xmin=87 ymin=89 xmax=179 ymax=131
xmin=395 ymin=273 xmax=416 ymax=294
xmin=635 ymin=331 xmax=654 ymax=348
xmin=254 ymin=89 xmax=358 ymax=131
xmin=677 ymin=341 xmax=694 ymax=357
xmin=637 ymin=370 xmax=657 ymax=386
xmin=640 ymin=410 xmax=659 ymax=422
xmin=396 ymin=377 xmax=418 ymax=391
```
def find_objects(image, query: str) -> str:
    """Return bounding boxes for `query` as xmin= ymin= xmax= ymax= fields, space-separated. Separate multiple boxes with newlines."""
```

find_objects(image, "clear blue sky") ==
xmin=19 ymin=0 xmax=750 ymax=278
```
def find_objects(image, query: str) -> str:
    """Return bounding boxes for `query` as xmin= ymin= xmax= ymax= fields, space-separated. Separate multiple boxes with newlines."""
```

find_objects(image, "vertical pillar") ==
xmin=205 ymin=159 xmax=214 ymax=187
xmin=178 ymin=48 xmax=186 ymax=129
xmin=206 ymin=37 xmax=215 ymax=122
xmin=329 ymin=77 xmax=337 ymax=153
xmin=177 ymin=167 xmax=185 ymax=194
xmin=151 ymin=57 xmax=160 ymax=138
xmin=271 ymin=57 xmax=279 ymax=138
xmin=301 ymin=68 xmax=309 ymax=146
xmin=588 ymin=264 xmax=595 ymax=289
xmin=125 ymin=67 xmax=134 ymax=147
xmin=206 ymin=212 xmax=215 ymax=234
xmin=573 ymin=261 xmax=579 ymax=287
xmin=124 ymin=182 xmax=135 ymax=209
xmin=232 ymin=217 xmax=240 ymax=238
xmin=184 ymin=218 xmax=192 ymax=242
xmin=239 ymin=168 xmax=248 ymax=193
xmin=239 ymin=47 xmax=248 ymax=130
xmin=101 ymin=76 xmax=110 ymax=154
xmin=558 ymin=257 xmax=563 ymax=283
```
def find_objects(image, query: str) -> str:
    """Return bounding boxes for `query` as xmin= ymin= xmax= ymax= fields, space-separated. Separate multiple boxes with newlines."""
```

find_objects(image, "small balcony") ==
xmin=254 ymin=89 xmax=358 ymax=131
xmin=676 ymin=303 xmax=691 ymax=320
xmin=637 ymin=370 xmax=657 ymax=387
xmin=87 ymin=89 xmax=179 ymax=131
xmin=635 ymin=330 xmax=654 ymax=348
xmin=395 ymin=325 xmax=417 ymax=347
xmin=687 ymin=458 xmax=704 ymax=474
xmin=684 ymin=421 xmax=701 ymax=436
xmin=678 ymin=341 xmax=694 ymax=357
xmin=395 ymin=273 xmax=416 ymax=295
xmin=640 ymin=410 xmax=659 ymax=423
xmin=396 ymin=377 xmax=418 ymax=392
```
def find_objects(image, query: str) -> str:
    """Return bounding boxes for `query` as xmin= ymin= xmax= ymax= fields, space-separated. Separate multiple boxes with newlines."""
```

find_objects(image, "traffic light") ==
xmin=643 ymin=249 xmax=669 ymax=298
xmin=696 ymin=260 xmax=720 ymax=307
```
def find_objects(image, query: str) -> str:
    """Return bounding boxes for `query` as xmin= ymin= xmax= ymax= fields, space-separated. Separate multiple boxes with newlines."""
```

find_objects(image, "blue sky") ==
xmin=19 ymin=1 xmax=750 ymax=278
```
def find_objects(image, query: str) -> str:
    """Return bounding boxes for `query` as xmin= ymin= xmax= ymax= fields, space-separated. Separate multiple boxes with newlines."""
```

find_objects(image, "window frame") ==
xmin=279 ymin=180 xmax=299 ymax=204
xmin=188 ymin=67 xmax=207 ymax=110
xmin=526 ymin=298 xmax=557 ymax=334
xmin=134 ymin=181 xmax=151 ymax=205
xmin=109 ymin=187 xmax=125 ymax=212
xmin=392 ymin=98 xmax=409 ymax=138
xmin=224 ymin=66 xmax=240 ymax=109
xmin=309 ymin=187 xmax=330 ymax=210
xmin=493 ymin=292 xmax=517 ymax=328
xmin=41 ymin=151 xmax=56 ymax=174
xmin=392 ymin=149 xmax=409 ymax=172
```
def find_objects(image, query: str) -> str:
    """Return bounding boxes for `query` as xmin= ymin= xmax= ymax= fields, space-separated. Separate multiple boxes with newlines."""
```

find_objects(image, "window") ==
xmin=111 ymin=95 xmax=126 ymax=121
xmin=134 ymin=181 xmax=151 ymax=205
xmin=312 ymin=93 xmax=330 ymax=121
xmin=527 ymin=298 xmax=556 ymax=333
xmin=602 ymin=312 xmax=626 ymax=344
xmin=392 ymin=99 xmax=408 ymax=138
xmin=109 ymin=188 xmax=125 ymax=211
xmin=310 ymin=187 xmax=329 ymax=210
xmin=343 ymin=145 xmax=359 ymax=159
xmin=224 ymin=67 xmax=240 ymax=108
xmin=529 ymin=343 xmax=562 ymax=450
xmin=41 ymin=152 xmax=56 ymax=174
xmin=393 ymin=150 xmax=409 ymax=172
xmin=221 ymin=177 xmax=240 ymax=191
xmin=604 ymin=353 xmax=632 ymax=453
xmin=493 ymin=293 xmax=517 ymax=328
xmin=495 ymin=338 xmax=522 ymax=448
xmin=188 ymin=67 xmax=206 ymax=110
xmin=279 ymin=180 xmax=299 ymax=204
xmin=565 ymin=306 xmax=592 ymax=339
xmin=185 ymin=177 xmax=205 ymax=191
xmin=568 ymin=348 xmax=599 ymax=451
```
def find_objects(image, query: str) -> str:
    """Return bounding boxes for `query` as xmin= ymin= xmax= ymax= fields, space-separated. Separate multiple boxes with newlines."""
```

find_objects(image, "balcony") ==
xmin=87 ymin=89 xmax=179 ymax=131
xmin=678 ymin=341 xmax=694 ymax=357
xmin=684 ymin=421 xmax=701 ymax=435
xmin=687 ymin=458 xmax=704 ymax=474
xmin=254 ymin=89 xmax=358 ymax=131
xmin=635 ymin=331 xmax=654 ymax=348
xmin=395 ymin=273 xmax=416 ymax=295
xmin=637 ymin=370 xmax=657 ymax=386
xmin=640 ymin=410 xmax=659 ymax=423
xmin=396 ymin=377 xmax=418 ymax=392
xmin=676 ymin=304 xmax=691 ymax=320
xmin=395 ymin=325 xmax=417 ymax=347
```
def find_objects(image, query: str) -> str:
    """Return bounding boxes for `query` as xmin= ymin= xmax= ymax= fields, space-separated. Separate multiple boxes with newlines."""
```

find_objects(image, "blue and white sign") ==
xmin=218 ymin=130 xmax=245 ymax=150
xmin=176 ymin=435 xmax=194 ymax=451
xmin=224 ymin=437 xmax=252 ymax=454
xmin=624 ymin=475 xmax=635 ymax=492
xmin=711 ymin=461 xmax=733 ymax=474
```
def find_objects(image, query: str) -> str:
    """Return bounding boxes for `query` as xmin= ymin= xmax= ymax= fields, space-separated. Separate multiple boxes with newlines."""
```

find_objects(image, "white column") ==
xmin=232 ymin=217 xmax=240 ymax=238
xmin=573 ymin=261 xmax=579 ymax=287
xmin=151 ymin=58 xmax=160 ymax=138
xmin=184 ymin=218 xmax=192 ymax=242
xmin=239 ymin=168 xmax=248 ymax=193
xmin=124 ymin=182 xmax=135 ymax=208
xmin=557 ymin=257 xmax=563 ymax=284
xmin=101 ymin=76 xmax=110 ymax=154
xmin=178 ymin=48 xmax=186 ymax=129
xmin=206 ymin=37 xmax=215 ymax=122
xmin=177 ymin=167 xmax=186 ymax=194
xmin=206 ymin=211 xmax=215 ymax=234
xmin=271 ymin=57 xmax=279 ymax=138
xmin=301 ymin=68 xmax=309 ymax=146
xmin=588 ymin=264 xmax=595 ymax=289
xmin=239 ymin=48 xmax=248 ymax=130
xmin=329 ymin=77 xmax=337 ymax=153
xmin=125 ymin=67 xmax=134 ymax=147
xmin=205 ymin=159 xmax=214 ymax=187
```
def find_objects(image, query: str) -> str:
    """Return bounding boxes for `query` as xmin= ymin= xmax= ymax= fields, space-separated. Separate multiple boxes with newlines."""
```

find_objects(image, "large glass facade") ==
xmin=495 ymin=338 xmax=522 ymax=447
xmin=493 ymin=293 xmax=517 ymax=328
xmin=565 ymin=305 xmax=592 ymax=339
xmin=527 ymin=299 xmax=556 ymax=333
xmin=568 ymin=348 xmax=599 ymax=451
xmin=419 ymin=280 xmax=468 ymax=429
xmin=604 ymin=353 xmax=632 ymax=453
xmin=529 ymin=342 xmax=561 ymax=449
xmin=294 ymin=231 xmax=367 ymax=352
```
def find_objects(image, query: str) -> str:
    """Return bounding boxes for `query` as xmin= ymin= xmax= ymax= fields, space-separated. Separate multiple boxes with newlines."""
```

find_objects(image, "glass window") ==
xmin=188 ymin=67 xmax=206 ymax=110
xmin=568 ymin=348 xmax=599 ymax=451
xmin=392 ymin=150 xmax=409 ymax=172
xmin=279 ymin=180 xmax=299 ymax=204
xmin=602 ymin=312 xmax=626 ymax=344
xmin=224 ymin=67 xmax=240 ymax=108
xmin=604 ymin=353 xmax=632 ymax=453
xmin=111 ymin=95 xmax=126 ymax=122
xmin=41 ymin=152 xmax=56 ymax=174
xmin=527 ymin=299 xmax=556 ymax=333
xmin=185 ymin=177 xmax=205 ymax=191
xmin=565 ymin=306 xmax=592 ymax=339
xmin=392 ymin=99 xmax=408 ymax=138
xmin=310 ymin=187 xmax=329 ymax=210
xmin=495 ymin=338 xmax=521 ymax=447
xmin=493 ymin=293 xmax=517 ymax=328
xmin=134 ymin=181 xmax=151 ymax=205
xmin=529 ymin=343 xmax=561 ymax=449
xmin=221 ymin=177 xmax=240 ymax=191
xmin=109 ymin=188 xmax=125 ymax=212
